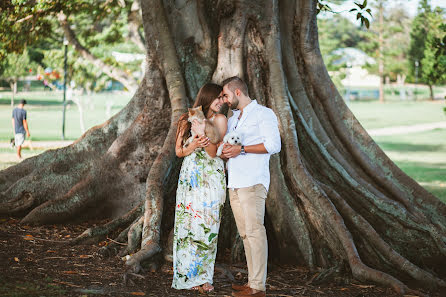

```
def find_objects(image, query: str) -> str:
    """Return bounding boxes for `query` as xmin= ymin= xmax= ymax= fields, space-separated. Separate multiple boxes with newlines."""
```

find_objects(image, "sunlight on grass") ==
xmin=348 ymin=100 xmax=446 ymax=129
xmin=372 ymin=127 xmax=446 ymax=203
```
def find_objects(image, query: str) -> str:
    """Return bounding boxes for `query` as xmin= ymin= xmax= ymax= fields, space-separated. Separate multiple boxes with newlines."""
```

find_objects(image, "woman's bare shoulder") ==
xmin=214 ymin=114 xmax=227 ymax=122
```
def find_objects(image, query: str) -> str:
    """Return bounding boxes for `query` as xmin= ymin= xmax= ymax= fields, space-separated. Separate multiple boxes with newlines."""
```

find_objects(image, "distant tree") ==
xmin=358 ymin=1 xmax=415 ymax=101
xmin=318 ymin=14 xmax=366 ymax=70
xmin=0 ymin=0 xmax=144 ymax=93
xmin=420 ymin=10 xmax=446 ymax=100
xmin=383 ymin=8 xmax=411 ymax=85
xmin=408 ymin=0 xmax=438 ymax=99
xmin=0 ymin=49 xmax=36 ymax=107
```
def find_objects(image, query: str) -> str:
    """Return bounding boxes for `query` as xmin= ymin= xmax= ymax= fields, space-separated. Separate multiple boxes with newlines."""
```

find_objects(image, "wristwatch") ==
xmin=240 ymin=145 xmax=246 ymax=155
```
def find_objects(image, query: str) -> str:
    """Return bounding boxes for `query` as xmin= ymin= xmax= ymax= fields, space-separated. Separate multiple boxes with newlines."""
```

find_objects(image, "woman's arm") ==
xmin=175 ymin=124 xmax=209 ymax=158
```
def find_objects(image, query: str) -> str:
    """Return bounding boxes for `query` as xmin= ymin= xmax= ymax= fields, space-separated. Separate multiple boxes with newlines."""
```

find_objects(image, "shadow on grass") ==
xmin=393 ymin=160 xmax=446 ymax=203
xmin=377 ymin=141 xmax=444 ymax=152
xmin=0 ymin=98 xmax=62 ymax=106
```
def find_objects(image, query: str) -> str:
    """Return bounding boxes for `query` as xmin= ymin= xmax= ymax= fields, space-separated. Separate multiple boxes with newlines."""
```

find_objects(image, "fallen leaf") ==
xmin=79 ymin=255 xmax=92 ymax=259
xmin=23 ymin=235 xmax=34 ymax=240
xmin=340 ymin=288 xmax=348 ymax=291
xmin=130 ymin=292 xmax=145 ymax=296
xmin=14 ymin=257 xmax=19 ymax=262
xmin=46 ymin=250 xmax=56 ymax=253
xmin=314 ymin=289 xmax=325 ymax=294
xmin=62 ymin=271 xmax=77 ymax=274
xmin=65 ymin=235 xmax=71 ymax=238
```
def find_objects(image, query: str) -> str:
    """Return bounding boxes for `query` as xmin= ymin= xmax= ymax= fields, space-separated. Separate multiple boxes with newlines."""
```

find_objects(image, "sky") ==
xmin=319 ymin=0 xmax=446 ymax=23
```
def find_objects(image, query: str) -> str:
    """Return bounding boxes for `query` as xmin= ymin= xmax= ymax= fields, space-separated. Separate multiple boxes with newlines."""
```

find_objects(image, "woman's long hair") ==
xmin=177 ymin=83 xmax=226 ymax=146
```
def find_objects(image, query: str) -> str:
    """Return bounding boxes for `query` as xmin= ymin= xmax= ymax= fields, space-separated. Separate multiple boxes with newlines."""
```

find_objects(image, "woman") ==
xmin=172 ymin=83 xmax=228 ymax=293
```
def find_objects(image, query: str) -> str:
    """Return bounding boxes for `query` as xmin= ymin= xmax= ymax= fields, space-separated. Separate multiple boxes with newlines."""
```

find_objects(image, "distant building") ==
xmin=331 ymin=47 xmax=380 ymax=88
xmin=331 ymin=47 xmax=376 ymax=67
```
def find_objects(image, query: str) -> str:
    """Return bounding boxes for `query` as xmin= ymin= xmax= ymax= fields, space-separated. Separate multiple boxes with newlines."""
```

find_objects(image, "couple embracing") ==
xmin=173 ymin=77 xmax=281 ymax=297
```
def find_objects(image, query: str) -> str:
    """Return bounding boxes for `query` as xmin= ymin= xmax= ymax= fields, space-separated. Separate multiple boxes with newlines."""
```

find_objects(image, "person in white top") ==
xmin=220 ymin=77 xmax=281 ymax=297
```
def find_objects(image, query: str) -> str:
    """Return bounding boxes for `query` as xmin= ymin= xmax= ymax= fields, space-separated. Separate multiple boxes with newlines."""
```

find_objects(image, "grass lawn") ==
xmin=0 ymin=90 xmax=132 ymax=141
xmin=348 ymin=100 xmax=446 ymax=203
xmin=347 ymin=99 xmax=446 ymax=129
xmin=0 ymin=90 xmax=445 ymax=202
xmin=373 ymin=129 xmax=446 ymax=201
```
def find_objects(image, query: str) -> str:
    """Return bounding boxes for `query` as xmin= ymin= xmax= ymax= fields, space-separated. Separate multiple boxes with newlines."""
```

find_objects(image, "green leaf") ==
xmin=357 ymin=12 xmax=361 ymax=20
xmin=208 ymin=233 xmax=218 ymax=242
xmin=363 ymin=0 xmax=367 ymax=8
xmin=193 ymin=240 xmax=210 ymax=250
xmin=366 ymin=8 xmax=372 ymax=17
xmin=199 ymin=223 xmax=211 ymax=234
xmin=364 ymin=18 xmax=370 ymax=29
xmin=349 ymin=8 xmax=358 ymax=12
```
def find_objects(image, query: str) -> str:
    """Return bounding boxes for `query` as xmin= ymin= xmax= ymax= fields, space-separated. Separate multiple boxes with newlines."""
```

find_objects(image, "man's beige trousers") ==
xmin=229 ymin=184 xmax=267 ymax=291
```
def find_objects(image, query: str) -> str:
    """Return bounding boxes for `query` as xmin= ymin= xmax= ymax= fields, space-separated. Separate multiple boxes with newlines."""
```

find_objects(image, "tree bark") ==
xmin=428 ymin=84 xmax=434 ymax=100
xmin=10 ymin=81 xmax=16 ymax=107
xmin=1 ymin=0 xmax=445 ymax=294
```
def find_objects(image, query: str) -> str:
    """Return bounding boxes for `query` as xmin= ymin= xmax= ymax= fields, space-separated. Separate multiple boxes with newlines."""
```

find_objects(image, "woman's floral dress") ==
xmin=172 ymin=148 xmax=226 ymax=289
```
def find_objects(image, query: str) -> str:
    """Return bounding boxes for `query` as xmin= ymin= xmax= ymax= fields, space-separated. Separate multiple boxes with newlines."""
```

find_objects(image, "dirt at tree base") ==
xmin=0 ymin=218 xmax=442 ymax=297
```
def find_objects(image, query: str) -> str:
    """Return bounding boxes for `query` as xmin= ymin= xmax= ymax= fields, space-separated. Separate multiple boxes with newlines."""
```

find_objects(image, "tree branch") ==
xmin=57 ymin=11 xmax=138 ymax=93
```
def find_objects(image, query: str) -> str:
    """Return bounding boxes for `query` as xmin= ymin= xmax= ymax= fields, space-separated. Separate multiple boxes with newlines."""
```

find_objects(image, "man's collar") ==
xmin=241 ymin=99 xmax=257 ymax=113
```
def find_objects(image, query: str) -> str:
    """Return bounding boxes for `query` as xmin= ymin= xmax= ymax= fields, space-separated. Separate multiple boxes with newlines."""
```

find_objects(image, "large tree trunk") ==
xmin=1 ymin=0 xmax=445 ymax=294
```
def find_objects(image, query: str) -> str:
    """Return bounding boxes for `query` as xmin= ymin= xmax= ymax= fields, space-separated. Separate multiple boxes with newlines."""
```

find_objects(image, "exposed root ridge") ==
xmin=72 ymin=203 xmax=143 ymax=245
xmin=126 ymin=216 xmax=144 ymax=255
xmin=320 ymin=182 xmax=446 ymax=289
xmin=21 ymin=175 xmax=97 ymax=224
xmin=0 ymin=191 xmax=34 ymax=215
xmin=99 ymin=225 xmax=132 ymax=257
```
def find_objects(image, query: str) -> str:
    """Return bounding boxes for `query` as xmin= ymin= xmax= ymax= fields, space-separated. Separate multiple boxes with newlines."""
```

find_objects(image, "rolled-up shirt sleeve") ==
xmin=260 ymin=109 xmax=281 ymax=154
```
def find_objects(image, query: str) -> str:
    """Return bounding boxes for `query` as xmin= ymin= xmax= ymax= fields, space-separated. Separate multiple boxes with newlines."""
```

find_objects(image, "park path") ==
xmin=0 ymin=140 xmax=73 ymax=149
xmin=0 ymin=122 xmax=445 ymax=149
xmin=368 ymin=121 xmax=446 ymax=136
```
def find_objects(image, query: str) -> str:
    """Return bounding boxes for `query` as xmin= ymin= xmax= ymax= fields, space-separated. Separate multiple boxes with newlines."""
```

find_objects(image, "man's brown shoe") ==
xmin=231 ymin=283 xmax=249 ymax=291
xmin=232 ymin=288 xmax=266 ymax=297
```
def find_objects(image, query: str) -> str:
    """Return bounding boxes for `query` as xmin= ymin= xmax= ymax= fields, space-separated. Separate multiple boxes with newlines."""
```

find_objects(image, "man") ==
xmin=12 ymin=99 xmax=30 ymax=159
xmin=221 ymin=77 xmax=281 ymax=297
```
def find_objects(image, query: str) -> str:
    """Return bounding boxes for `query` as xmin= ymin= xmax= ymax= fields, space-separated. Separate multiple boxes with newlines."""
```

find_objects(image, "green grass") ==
xmin=0 ymin=90 xmax=132 ymax=141
xmin=373 ymin=129 xmax=446 ymax=201
xmin=349 ymin=100 xmax=446 ymax=202
xmin=347 ymin=100 xmax=446 ymax=129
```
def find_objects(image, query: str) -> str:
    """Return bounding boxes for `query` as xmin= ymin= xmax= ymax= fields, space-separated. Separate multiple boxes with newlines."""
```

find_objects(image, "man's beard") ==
xmin=230 ymin=96 xmax=240 ymax=110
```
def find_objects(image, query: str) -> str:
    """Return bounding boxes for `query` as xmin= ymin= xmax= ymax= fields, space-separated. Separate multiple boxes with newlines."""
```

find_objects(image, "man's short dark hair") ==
xmin=19 ymin=99 xmax=27 ymax=105
xmin=222 ymin=76 xmax=248 ymax=97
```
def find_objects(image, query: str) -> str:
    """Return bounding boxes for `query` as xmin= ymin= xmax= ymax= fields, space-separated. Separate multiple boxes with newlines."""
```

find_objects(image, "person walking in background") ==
xmin=12 ymin=99 xmax=30 ymax=159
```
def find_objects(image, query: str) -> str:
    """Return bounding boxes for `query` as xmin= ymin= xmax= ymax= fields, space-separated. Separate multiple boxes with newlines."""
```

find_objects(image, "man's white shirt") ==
xmin=226 ymin=100 xmax=281 ymax=191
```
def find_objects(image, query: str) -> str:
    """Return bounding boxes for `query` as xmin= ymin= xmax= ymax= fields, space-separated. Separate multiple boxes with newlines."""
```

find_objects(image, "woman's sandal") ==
xmin=199 ymin=283 xmax=214 ymax=293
